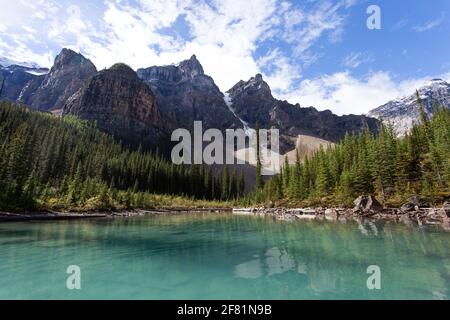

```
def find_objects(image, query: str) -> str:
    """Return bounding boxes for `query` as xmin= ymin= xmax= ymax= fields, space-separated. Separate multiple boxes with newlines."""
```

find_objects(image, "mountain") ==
xmin=2 ymin=50 xmax=380 ymax=155
xmin=137 ymin=55 xmax=242 ymax=131
xmin=227 ymin=74 xmax=379 ymax=152
xmin=62 ymin=63 xmax=171 ymax=150
xmin=0 ymin=49 xmax=96 ymax=111
xmin=368 ymin=79 xmax=450 ymax=136
xmin=0 ymin=56 xmax=44 ymax=69
xmin=0 ymin=65 xmax=46 ymax=103
xmin=28 ymin=49 xmax=97 ymax=110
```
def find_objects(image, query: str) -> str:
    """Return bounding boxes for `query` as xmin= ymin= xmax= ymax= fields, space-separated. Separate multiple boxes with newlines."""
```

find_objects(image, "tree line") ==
xmin=0 ymin=102 xmax=245 ymax=211
xmin=257 ymin=102 xmax=449 ymax=207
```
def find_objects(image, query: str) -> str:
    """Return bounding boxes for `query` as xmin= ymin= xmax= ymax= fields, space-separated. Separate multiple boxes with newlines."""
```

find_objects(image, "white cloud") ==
xmin=287 ymin=1 xmax=349 ymax=56
xmin=10 ymin=0 xmax=438 ymax=119
xmin=342 ymin=51 xmax=373 ymax=69
xmin=413 ymin=13 xmax=445 ymax=32
xmin=0 ymin=0 xmax=356 ymax=93
xmin=257 ymin=48 xmax=301 ymax=92
xmin=279 ymin=71 xmax=450 ymax=116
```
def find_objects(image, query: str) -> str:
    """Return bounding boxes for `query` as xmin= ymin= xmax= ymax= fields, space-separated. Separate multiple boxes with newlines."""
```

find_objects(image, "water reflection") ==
xmin=0 ymin=213 xmax=449 ymax=299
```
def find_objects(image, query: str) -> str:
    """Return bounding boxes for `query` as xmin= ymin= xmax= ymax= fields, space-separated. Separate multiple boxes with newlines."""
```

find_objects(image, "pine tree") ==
xmin=238 ymin=170 xmax=245 ymax=197
xmin=230 ymin=169 xmax=238 ymax=200
xmin=221 ymin=165 xmax=229 ymax=200
xmin=255 ymin=122 xmax=264 ymax=190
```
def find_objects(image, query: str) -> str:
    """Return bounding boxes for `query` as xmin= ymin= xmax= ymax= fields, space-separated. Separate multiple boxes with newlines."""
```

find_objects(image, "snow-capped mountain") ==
xmin=0 ymin=49 xmax=95 ymax=110
xmin=0 ymin=56 xmax=49 ymax=76
xmin=0 ymin=56 xmax=38 ymax=68
xmin=368 ymin=79 xmax=450 ymax=136
xmin=2 ymin=49 xmax=378 ymax=154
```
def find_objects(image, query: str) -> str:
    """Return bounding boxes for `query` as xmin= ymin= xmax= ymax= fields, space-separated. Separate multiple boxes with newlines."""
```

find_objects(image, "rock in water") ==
xmin=353 ymin=195 xmax=383 ymax=213
xmin=63 ymin=63 xmax=171 ymax=150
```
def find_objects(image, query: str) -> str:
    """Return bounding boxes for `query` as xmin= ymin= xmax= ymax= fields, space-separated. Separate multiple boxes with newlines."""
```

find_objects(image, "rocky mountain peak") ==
xmin=227 ymin=73 xmax=273 ymax=100
xmin=137 ymin=55 xmax=242 ymax=131
xmin=178 ymin=54 xmax=204 ymax=77
xmin=108 ymin=63 xmax=137 ymax=78
xmin=368 ymin=78 xmax=450 ymax=136
xmin=53 ymin=48 xmax=95 ymax=70
xmin=63 ymin=65 xmax=170 ymax=150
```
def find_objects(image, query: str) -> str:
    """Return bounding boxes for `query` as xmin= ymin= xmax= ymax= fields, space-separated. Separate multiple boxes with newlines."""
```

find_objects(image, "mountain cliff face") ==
xmin=29 ymin=49 xmax=97 ymax=110
xmin=137 ymin=55 xmax=242 ymax=131
xmin=368 ymin=79 xmax=450 ymax=136
xmin=2 ymin=50 xmax=381 ymax=154
xmin=62 ymin=63 xmax=171 ymax=149
xmin=0 ymin=49 xmax=96 ymax=111
xmin=0 ymin=63 xmax=48 ymax=103
xmin=227 ymin=74 xmax=378 ymax=146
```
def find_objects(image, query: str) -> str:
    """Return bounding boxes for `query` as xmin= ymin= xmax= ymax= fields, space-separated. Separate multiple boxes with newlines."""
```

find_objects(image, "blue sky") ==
xmin=0 ymin=0 xmax=449 ymax=115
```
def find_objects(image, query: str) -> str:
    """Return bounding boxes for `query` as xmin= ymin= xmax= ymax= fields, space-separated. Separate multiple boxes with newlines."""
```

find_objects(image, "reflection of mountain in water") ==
xmin=228 ymin=216 xmax=449 ymax=299
xmin=234 ymin=247 xmax=296 ymax=279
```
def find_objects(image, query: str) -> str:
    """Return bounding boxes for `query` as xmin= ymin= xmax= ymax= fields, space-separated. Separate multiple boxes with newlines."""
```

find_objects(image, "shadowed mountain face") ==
xmin=29 ymin=48 xmax=97 ymax=111
xmin=368 ymin=79 xmax=450 ymax=136
xmin=227 ymin=74 xmax=379 ymax=145
xmin=137 ymin=55 xmax=242 ymax=131
xmin=1 ymin=49 xmax=380 ymax=154
xmin=0 ymin=67 xmax=46 ymax=103
xmin=0 ymin=48 xmax=97 ymax=111
xmin=62 ymin=63 xmax=172 ymax=150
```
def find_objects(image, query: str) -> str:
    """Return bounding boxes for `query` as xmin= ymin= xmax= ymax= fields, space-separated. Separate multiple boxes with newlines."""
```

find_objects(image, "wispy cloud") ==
xmin=342 ymin=52 xmax=373 ymax=69
xmin=276 ymin=1 xmax=352 ymax=57
xmin=413 ymin=13 xmax=445 ymax=32
xmin=390 ymin=17 xmax=409 ymax=31
xmin=0 ymin=0 xmax=356 ymax=92
xmin=2 ymin=0 xmax=446 ymax=117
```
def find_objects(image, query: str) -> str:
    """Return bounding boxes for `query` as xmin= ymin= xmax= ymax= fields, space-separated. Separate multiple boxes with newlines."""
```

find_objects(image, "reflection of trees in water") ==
xmin=230 ymin=217 xmax=450 ymax=299
xmin=6 ymin=214 xmax=450 ymax=299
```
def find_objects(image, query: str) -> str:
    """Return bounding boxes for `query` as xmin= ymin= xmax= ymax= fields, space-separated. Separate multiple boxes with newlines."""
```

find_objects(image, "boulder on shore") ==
xmin=400 ymin=195 xmax=422 ymax=213
xmin=324 ymin=208 xmax=339 ymax=220
xmin=353 ymin=195 xmax=382 ymax=213
xmin=443 ymin=201 xmax=450 ymax=217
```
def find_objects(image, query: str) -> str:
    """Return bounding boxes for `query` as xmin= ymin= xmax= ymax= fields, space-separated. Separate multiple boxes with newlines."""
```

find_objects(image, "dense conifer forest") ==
xmin=0 ymin=99 xmax=449 ymax=212
xmin=257 ymin=102 xmax=450 ymax=207
xmin=0 ymin=102 xmax=243 ymax=211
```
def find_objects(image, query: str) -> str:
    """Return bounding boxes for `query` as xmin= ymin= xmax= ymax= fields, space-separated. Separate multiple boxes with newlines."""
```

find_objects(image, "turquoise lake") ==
xmin=0 ymin=213 xmax=449 ymax=300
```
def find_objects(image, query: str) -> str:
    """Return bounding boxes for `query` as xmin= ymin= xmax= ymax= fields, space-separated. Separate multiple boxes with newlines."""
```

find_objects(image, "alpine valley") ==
xmin=1 ymin=49 xmax=379 ymax=153
xmin=0 ymin=48 xmax=449 ymax=214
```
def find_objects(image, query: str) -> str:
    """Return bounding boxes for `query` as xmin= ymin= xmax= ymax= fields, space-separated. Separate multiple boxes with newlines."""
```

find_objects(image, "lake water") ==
xmin=0 ymin=213 xmax=449 ymax=300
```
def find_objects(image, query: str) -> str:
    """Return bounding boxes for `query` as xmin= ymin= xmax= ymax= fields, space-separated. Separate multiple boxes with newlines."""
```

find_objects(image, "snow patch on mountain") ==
xmin=0 ymin=56 xmax=41 ymax=69
xmin=224 ymin=92 xmax=254 ymax=136
xmin=368 ymin=78 xmax=450 ymax=136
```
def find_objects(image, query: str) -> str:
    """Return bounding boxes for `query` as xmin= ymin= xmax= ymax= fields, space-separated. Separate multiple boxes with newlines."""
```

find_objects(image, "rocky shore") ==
xmin=233 ymin=196 xmax=450 ymax=231
xmin=0 ymin=207 xmax=232 ymax=222
xmin=2 ymin=196 xmax=449 ymax=232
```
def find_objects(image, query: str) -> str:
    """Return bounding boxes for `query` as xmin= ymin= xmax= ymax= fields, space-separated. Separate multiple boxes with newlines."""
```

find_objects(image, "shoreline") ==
xmin=1 ymin=205 xmax=449 ymax=231
xmin=233 ymin=206 xmax=450 ymax=231
xmin=0 ymin=207 xmax=232 ymax=222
